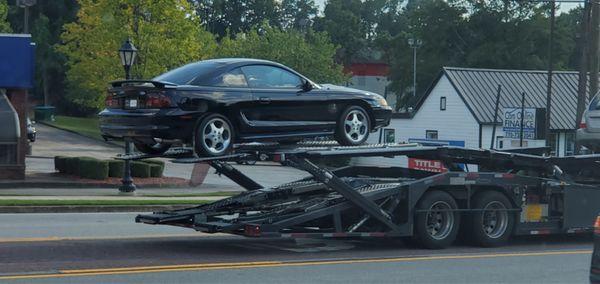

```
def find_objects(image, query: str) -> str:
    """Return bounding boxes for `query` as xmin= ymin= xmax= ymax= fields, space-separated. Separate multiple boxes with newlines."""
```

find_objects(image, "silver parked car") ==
xmin=577 ymin=93 xmax=600 ymax=152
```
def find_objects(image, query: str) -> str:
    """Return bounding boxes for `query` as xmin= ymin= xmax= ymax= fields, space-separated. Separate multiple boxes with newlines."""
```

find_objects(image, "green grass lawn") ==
xmin=0 ymin=199 xmax=210 ymax=206
xmin=45 ymin=115 xmax=103 ymax=141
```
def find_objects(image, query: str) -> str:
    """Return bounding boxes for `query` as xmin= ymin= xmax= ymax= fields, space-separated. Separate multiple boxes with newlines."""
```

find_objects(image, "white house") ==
xmin=368 ymin=67 xmax=590 ymax=157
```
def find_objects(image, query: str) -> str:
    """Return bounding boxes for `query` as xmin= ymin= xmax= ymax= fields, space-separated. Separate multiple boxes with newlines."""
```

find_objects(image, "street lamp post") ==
xmin=408 ymin=38 xmax=422 ymax=98
xmin=118 ymin=38 xmax=138 ymax=193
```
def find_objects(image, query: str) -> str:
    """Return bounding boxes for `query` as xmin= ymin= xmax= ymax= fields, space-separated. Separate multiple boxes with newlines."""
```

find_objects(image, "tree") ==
xmin=0 ymin=0 xmax=10 ymax=33
xmin=193 ymin=0 xmax=282 ymax=38
xmin=217 ymin=24 xmax=347 ymax=84
xmin=58 ymin=0 xmax=217 ymax=112
xmin=281 ymin=0 xmax=318 ymax=31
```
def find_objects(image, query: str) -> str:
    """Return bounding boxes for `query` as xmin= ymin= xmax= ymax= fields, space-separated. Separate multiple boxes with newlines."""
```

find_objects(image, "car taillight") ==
xmin=580 ymin=122 xmax=587 ymax=129
xmin=595 ymin=216 xmax=600 ymax=234
xmin=105 ymin=96 xmax=120 ymax=108
xmin=145 ymin=93 xmax=172 ymax=108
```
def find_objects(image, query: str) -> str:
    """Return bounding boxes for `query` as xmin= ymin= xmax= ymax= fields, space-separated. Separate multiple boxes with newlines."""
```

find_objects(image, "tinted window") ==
xmin=240 ymin=65 xmax=302 ymax=88
xmin=153 ymin=61 xmax=221 ymax=85
xmin=210 ymin=68 xmax=248 ymax=87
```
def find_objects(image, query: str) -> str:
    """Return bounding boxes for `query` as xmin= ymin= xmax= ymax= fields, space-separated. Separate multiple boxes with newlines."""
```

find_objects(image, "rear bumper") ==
xmin=99 ymin=108 xmax=198 ymax=141
xmin=576 ymin=129 xmax=600 ymax=150
xmin=372 ymin=106 xmax=392 ymax=130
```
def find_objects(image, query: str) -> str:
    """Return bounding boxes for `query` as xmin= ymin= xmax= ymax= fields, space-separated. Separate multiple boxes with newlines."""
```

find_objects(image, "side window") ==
xmin=590 ymin=94 xmax=600 ymax=111
xmin=241 ymin=65 xmax=302 ymax=88
xmin=210 ymin=68 xmax=248 ymax=87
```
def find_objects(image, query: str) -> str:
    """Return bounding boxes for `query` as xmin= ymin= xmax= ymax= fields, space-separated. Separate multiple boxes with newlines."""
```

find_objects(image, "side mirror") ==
xmin=301 ymin=80 xmax=314 ymax=92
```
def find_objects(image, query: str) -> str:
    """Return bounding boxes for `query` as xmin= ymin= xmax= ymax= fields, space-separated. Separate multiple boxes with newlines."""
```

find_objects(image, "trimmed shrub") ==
xmin=108 ymin=160 xmax=125 ymax=178
xmin=78 ymin=157 xmax=109 ymax=180
xmin=131 ymin=161 xmax=151 ymax=178
xmin=149 ymin=164 xmax=163 ymax=178
xmin=54 ymin=156 xmax=68 ymax=173
xmin=64 ymin=157 xmax=80 ymax=176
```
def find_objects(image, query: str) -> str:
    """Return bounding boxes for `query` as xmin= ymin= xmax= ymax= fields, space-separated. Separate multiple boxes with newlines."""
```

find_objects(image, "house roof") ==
xmin=426 ymin=67 xmax=592 ymax=130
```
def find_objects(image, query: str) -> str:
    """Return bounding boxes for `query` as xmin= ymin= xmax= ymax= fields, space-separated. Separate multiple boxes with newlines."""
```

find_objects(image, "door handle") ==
xmin=259 ymin=97 xmax=271 ymax=104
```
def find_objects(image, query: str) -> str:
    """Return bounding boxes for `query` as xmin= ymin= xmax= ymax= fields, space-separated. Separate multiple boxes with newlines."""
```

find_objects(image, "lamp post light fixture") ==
xmin=408 ymin=38 xmax=422 ymax=97
xmin=118 ymin=38 xmax=138 ymax=193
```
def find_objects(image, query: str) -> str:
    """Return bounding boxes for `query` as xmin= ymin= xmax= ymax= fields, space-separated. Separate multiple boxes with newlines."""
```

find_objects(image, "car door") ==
xmin=239 ymin=65 xmax=332 ymax=135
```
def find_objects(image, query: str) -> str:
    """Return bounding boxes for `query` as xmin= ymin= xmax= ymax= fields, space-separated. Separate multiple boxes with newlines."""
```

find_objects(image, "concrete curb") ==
xmin=0 ymin=204 xmax=194 ymax=213
xmin=0 ymin=181 xmax=191 ymax=189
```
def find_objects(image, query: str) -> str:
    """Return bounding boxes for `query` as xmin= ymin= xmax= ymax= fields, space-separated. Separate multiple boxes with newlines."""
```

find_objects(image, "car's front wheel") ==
xmin=194 ymin=114 xmax=234 ymax=157
xmin=335 ymin=106 xmax=371 ymax=146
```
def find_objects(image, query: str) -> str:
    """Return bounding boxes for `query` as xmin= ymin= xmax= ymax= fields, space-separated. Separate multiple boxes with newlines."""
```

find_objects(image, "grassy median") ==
xmin=44 ymin=115 xmax=104 ymax=141
xmin=0 ymin=200 xmax=211 ymax=206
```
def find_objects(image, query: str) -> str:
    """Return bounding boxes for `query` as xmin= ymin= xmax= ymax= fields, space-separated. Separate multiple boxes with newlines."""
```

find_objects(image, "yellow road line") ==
xmin=0 ymin=234 xmax=227 ymax=243
xmin=0 ymin=250 xmax=591 ymax=280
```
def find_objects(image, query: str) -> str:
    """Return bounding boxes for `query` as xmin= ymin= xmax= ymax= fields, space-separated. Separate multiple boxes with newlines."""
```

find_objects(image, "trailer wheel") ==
xmin=413 ymin=190 xmax=461 ymax=249
xmin=468 ymin=191 xmax=515 ymax=247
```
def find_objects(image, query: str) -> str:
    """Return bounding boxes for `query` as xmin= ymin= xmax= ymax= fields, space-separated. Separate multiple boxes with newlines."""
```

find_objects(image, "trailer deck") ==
xmin=129 ymin=143 xmax=600 ymax=248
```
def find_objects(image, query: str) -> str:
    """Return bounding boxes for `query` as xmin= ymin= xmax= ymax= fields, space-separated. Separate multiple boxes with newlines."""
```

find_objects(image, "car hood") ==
xmin=320 ymin=84 xmax=383 ymax=99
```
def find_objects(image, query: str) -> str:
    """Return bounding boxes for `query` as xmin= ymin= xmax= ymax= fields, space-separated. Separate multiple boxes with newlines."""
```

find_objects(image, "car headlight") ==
xmin=376 ymin=97 xmax=389 ymax=107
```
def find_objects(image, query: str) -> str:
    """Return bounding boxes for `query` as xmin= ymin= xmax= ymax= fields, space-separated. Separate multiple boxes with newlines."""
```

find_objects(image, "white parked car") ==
xmin=577 ymin=92 xmax=600 ymax=152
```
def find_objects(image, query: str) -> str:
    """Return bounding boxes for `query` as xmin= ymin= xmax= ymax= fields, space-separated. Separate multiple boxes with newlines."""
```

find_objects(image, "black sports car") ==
xmin=99 ymin=58 xmax=392 ymax=156
xmin=592 ymin=215 xmax=600 ymax=283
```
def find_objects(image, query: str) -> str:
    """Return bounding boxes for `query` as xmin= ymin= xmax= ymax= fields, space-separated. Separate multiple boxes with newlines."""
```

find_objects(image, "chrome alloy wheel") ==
xmin=201 ymin=117 xmax=231 ymax=155
xmin=425 ymin=201 xmax=455 ymax=240
xmin=344 ymin=110 xmax=368 ymax=142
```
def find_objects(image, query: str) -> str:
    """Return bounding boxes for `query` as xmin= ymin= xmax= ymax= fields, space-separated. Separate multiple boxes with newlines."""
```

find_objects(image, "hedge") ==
xmin=131 ymin=161 xmax=151 ymax=178
xmin=64 ymin=157 xmax=80 ymax=176
xmin=146 ymin=159 xmax=165 ymax=177
xmin=54 ymin=156 xmax=68 ymax=173
xmin=78 ymin=157 xmax=109 ymax=180
xmin=108 ymin=160 xmax=124 ymax=178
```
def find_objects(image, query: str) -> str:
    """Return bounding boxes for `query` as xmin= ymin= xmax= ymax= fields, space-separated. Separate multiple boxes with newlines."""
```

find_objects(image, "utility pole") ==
xmin=544 ymin=1 xmax=555 ymax=147
xmin=408 ymin=38 xmax=422 ymax=97
xmin=575 ymin=1 xmax=592 ymax=154
xmin=591 ymin=0 xmax=600 ymax=98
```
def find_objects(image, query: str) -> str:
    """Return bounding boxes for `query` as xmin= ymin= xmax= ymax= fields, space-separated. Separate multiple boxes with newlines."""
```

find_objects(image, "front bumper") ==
xmin=372 ymin=106 xmax=393 ymax=130
xmin=99 ymin=108 xmax=198 ymax=141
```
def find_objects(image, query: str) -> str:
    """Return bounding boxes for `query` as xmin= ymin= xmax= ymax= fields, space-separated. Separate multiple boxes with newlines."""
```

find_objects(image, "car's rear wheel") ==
xmin=335 ymin=106 xmax=370 ymax=146
xmin=133 ymin=139 xmax=171 ymax=155
xmin=194 ymin=114 xmax=234 ymax=157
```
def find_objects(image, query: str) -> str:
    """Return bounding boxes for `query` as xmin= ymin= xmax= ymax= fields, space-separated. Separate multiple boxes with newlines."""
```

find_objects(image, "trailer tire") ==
xmin=413 ymin=190 xmax=461 ymax=249
xmin=468 ymin=191 xmax=515 ymax=247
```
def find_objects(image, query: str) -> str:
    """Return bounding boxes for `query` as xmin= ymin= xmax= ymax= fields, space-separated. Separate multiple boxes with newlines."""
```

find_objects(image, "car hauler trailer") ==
xmin=129 ymin=143 xmax=600 ymax=249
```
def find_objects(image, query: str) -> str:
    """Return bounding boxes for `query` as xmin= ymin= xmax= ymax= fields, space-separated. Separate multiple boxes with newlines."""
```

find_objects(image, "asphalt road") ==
xmin=0 ymin=213 xmax=593 ymax=283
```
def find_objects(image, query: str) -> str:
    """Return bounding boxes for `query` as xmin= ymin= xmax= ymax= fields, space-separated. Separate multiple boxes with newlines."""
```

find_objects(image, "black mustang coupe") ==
xmin=100 ymin=58 xmax=392 ymax=156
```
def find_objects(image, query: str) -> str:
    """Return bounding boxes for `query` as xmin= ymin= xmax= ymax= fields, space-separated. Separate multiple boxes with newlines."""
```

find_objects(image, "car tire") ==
xmin=413 ymin=190 xmax=461 ymax=249
xmin=335 ymin=106 xmax=371 ymax=146
xmin=133 ymin=139 xmax=171 ymax=155
xmin=467 ymin=191 xmax=515 ymax=247
xmin=194 ymin=113 xmax=234 ymax=157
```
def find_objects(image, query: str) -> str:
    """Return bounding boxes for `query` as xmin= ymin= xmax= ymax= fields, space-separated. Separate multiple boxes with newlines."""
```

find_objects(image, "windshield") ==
xmin=153 ymin=61 xmax=221 ymax=85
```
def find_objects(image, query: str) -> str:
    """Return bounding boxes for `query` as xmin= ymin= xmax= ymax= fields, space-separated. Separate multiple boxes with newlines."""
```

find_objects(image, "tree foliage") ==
xmin=217 ymin=25 xmax=347 ymax=84
xmin=58 ymin=0 xmax=216 ymax=111
xmin=0 ymin=0 xmax=10 ymax=33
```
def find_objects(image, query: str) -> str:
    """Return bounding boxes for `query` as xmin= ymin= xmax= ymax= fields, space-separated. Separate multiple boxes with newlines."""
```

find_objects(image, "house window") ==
xmin=440 ymin=97 xmax=447 ymax=111
xmin=426 ymin=130 xmax=438 ymax=140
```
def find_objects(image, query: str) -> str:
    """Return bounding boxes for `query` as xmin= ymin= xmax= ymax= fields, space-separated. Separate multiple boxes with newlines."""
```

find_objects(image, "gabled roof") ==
xmin=420 ymin=67 xmax=591 ymax=130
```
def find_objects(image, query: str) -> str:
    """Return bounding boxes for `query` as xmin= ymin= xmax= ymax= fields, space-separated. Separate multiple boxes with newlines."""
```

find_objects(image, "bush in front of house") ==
xmin=131 ymin=161 xmax=151 ymax=178
xmin=78 ymin=157 xmax=109 ymax=180
xmin=54 ymin=156 xmax=68 ymax=173
xmin=108 ymin=160 xmax=124 ymax=178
